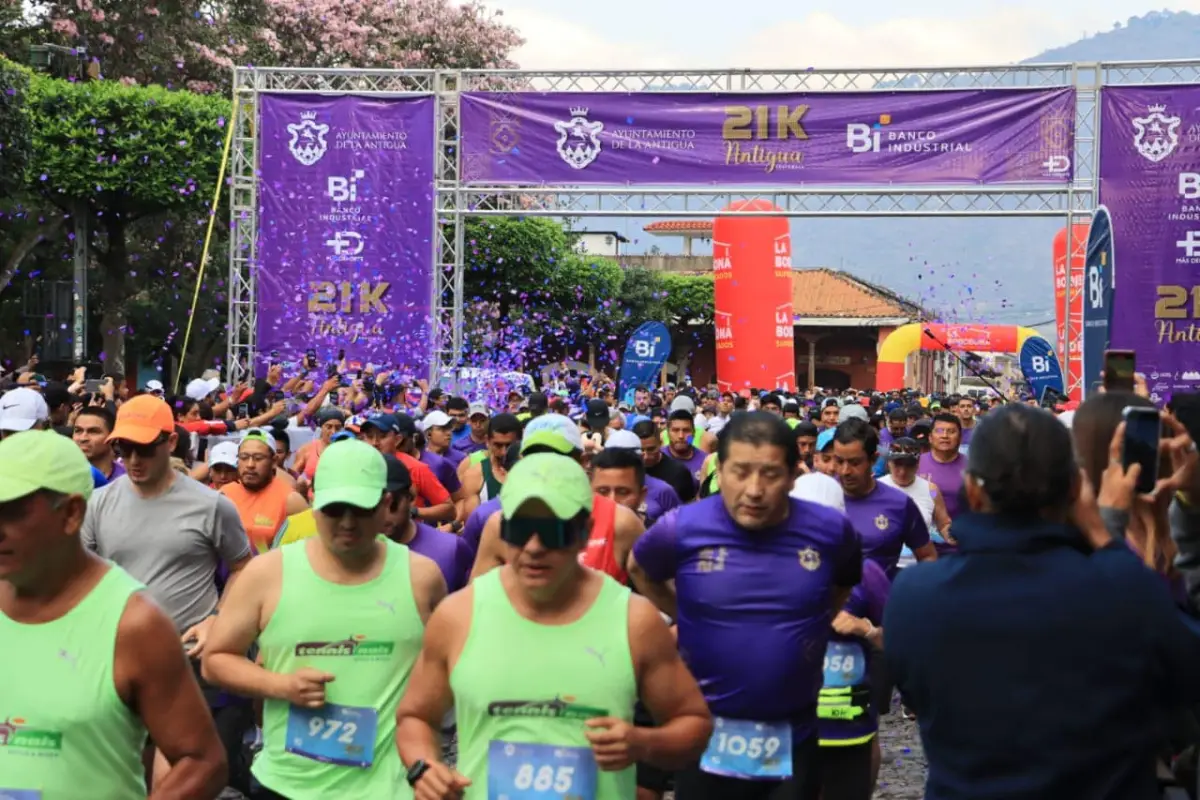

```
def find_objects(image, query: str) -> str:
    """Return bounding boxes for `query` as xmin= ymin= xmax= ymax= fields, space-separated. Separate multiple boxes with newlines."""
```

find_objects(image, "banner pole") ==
xmin=174 ymin=104 xmax=238 ymax=394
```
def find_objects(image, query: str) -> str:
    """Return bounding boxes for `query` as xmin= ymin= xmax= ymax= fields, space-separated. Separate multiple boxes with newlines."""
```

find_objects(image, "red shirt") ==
xmin=394 ymin=451 xmax=451 ymax=508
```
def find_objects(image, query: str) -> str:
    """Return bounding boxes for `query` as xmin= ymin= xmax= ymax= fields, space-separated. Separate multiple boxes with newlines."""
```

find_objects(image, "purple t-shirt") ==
xmin=437 ymin=447 xmax=465 ymax=469
xmin=420 ymin=449 xmax=461 ymax=494
xmin=633 ymin=496 xmax=862 ymax=739
xmin=918 ymin=451 xmax=966 ymax=557
xmin=407 ymin=523 xmax=472 ymax=593
xmin=666 ymin=445 xmax=708 ymax=486
xmin=644 ymin=475 xmax=680 ymax=525
xmin=462 ymin=497 xmax=502 ymax=557
xmin=960 ymin=424 xmax=975 ymax=448
xmin=843 ymin=482 xmax=931 ymax=580
xmin=818 ymin=559 xmax=890 ymax=743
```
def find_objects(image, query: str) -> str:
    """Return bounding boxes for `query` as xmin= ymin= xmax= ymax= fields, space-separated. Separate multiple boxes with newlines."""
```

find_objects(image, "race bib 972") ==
xmin=285 ymin=703 xmax=378 ymax=768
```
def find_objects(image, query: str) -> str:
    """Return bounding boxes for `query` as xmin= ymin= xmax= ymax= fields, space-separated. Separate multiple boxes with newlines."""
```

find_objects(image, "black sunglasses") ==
xmin=113 ymin=435 xmax=169 ymax=459
xmin=500 ymin=516 xmax=588 ymax=550
xmin=319 ymin=502 xmax=378 ymax=519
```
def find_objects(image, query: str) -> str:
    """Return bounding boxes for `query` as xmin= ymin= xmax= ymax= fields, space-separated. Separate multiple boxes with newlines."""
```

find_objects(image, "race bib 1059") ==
xmin=699 ymin=717 xmax=792 ymax=780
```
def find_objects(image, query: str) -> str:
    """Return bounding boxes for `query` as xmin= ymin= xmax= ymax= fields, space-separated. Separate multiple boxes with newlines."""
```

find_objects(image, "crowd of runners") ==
xmin=4 ymin=360 xmax=1200 ymax=800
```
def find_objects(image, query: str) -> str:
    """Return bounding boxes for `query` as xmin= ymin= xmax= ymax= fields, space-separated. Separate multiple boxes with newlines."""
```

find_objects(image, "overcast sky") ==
xmin=485 ymin=0 xmax=1200 ymax=70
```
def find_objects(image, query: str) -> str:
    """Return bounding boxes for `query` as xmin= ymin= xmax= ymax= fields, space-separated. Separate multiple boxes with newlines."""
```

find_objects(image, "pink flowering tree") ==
xmin=34 ymin=0 xmax=521 ymax=93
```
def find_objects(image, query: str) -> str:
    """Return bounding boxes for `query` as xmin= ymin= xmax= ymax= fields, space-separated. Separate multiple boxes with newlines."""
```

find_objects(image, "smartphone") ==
xmin=325 ymin=362 xmax=339 ymax=379
xmin=1122 ymin=406 xmax=1161 ymax=495
xmin=1039 ymin=385 xmax=1061 ymax=409
xmin=84 ymin=378 xmax=103 ymax=393
xmin=1104 ymin=350 xmax=1136 ymax=393
xmin=270 ymin=349 xmax=280 ymax=366
xmin=236 ymin=403 xmax=249 ymax=419
xmin=337 ymin=349 xmax=345 ymax=362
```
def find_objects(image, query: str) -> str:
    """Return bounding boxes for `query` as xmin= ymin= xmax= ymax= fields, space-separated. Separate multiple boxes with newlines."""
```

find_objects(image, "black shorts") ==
xmin=818 ymin=740 xmax=874 ymax=800
xmin=674 ymin=733 xmax=820 ymax=800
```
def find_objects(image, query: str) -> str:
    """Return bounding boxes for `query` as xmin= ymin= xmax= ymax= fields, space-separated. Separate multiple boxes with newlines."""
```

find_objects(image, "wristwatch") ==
xmin=406 ymin=760 xmax=430 ymax=787
xmin=410 ymin=506 xmax=421 ymax=520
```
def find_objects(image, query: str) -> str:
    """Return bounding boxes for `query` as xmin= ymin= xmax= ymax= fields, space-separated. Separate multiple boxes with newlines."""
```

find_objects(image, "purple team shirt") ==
xmin=407 ymin=522 xmax=473 ymax=593
xmin=462 ymin=497 xmax=502 ymax=557
xmin=918 ymin=451 xmax=966 ymax=557
xmin=633 ymin=496 xmax=862 ymax=739
xmin=107 ymin=461 xmax=127 ymax=480
xmin=644 ymin=475 xmax=680 ymax=525
xmin=818 ymin=559 xmax=891 ymax=743
xmin=666 ymin=445 xmax=708 ymax=486
xmin=843 ymin=482 xmax=931 ymax=580
xmin=420 ymin=449 xmax=462 ymax=494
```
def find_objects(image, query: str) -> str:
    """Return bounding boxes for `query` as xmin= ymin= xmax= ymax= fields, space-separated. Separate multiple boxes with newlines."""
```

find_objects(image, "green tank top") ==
xmin=254 ymin=539 xmax=424 ymax=799
xmin=0 ymin=565 xmax=146 ymax=798
xmin=469 ymin=450 xmax=488 ymax=466
xmin=452 ymin=571 xmax=637 ymax=800
xmin=481 ymin=459 xmax=504 ymax=501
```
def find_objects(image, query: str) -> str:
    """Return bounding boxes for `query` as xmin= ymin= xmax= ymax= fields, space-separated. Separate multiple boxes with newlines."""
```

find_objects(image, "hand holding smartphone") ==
xmin=1103 ymin=350 xmax=1136 ymax=393
xmin=1121 ymin=406 xmax=1161 ymax=495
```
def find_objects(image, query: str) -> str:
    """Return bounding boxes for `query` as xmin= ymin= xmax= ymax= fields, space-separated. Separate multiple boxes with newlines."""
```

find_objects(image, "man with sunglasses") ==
xmin=203 ymin=439 xmax=446 ymax=800
xmin=220 ymin=429 xmax=308 ymax=555
xmin=397 ymin=452 xmax=713 ymax=800
xmin=83 ymin=395 xmax=253 ymax=788
xmin=468 ymin=416 xmax=644 ymax=584
xmin=0 ymin=430 xmax=228 ymax=798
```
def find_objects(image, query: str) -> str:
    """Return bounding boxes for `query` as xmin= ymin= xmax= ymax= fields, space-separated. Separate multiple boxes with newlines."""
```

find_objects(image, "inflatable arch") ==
xmin=876 ymin=323 xmax=1039 ymax=391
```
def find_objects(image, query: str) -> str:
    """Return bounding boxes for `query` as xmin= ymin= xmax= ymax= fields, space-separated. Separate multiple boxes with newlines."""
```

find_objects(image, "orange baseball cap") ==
xmin=108 ymin=395 xmax=176 ymax=444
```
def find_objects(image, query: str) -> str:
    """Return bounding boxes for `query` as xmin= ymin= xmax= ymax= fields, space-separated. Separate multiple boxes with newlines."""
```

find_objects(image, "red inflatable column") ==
xmin=1052 ymin=225 xmax=1087 ymax=400
xmin=712 ymin=200 xmax=796 ymax=392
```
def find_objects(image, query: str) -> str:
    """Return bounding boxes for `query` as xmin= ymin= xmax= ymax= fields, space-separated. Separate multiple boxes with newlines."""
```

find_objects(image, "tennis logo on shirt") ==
xmin=798 ymin=547 xmax=821 ymax=571
xmin=293 ymin=635 xmax=395 ymax=659
xmin=874 ymin=514 xmax=890 ymax=531
xmin=487 ymin=697 xmax=608 ymax=720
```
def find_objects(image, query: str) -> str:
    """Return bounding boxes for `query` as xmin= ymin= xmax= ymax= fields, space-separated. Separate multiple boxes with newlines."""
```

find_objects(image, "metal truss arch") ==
xmin=227 ymin=60 xmax=1200 ymax=393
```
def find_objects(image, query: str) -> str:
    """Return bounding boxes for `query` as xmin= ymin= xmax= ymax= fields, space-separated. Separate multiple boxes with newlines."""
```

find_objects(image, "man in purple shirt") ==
xmin=918 ymin=413 xmax=967 ymax=529
xmin=665 ymin=408 xmax=709 ymax=484
xmin=381 ymin=454 xmax=472 ymax=593
xmin=954 ymin=395 xmax=978 ymax=451
xmin=834 ymin=418 xmax=936 ymax=579
xmin=631 ymin=411 xmax=862 ymax=799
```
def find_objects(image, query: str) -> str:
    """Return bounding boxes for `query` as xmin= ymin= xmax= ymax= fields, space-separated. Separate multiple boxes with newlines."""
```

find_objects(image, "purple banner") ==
xmin=257 ymin=94 xmax=436 ymax=376
xmin=460 ymin=89 xmax=1075 ymax=186
xmin=1100 ymin=86 xmax=1200 ymax=399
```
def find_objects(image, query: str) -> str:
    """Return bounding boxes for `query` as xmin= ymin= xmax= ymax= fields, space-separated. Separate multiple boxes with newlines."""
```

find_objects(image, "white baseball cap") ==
xmin=207 ymin=441 xmax=239 ymax=469
xmin=604 ymin=429 xmax=642 ymax=450
xmin=468 ymin=401 xmax=489 ymax=418
xmin=0 ymin=388 xmax=50 ymax=432
xmin=421 ymin=410 xmax=452 ymax=431
xmin=145 ymin=379 xmax=165 ymax=394
xmin=185 ymin=377 xmax=221 ymax=402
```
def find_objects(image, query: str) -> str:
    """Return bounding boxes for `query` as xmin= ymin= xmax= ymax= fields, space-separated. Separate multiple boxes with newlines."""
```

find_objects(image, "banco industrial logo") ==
xmin=293 ymin=634 xmax=395 ymax=659
xmin=846 ymin=114 xmax=971 ymax=155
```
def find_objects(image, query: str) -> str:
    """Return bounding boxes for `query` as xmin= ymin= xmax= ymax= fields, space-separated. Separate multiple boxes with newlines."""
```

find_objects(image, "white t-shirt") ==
xmin=790 ymin=472 xmax=846 ymax=513
xmin=880 ymin=474 xmax=936 ymax=529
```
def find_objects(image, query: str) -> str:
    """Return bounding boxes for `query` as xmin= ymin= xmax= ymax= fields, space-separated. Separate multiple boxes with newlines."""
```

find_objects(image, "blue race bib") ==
xmin=285 ymin=703 xmax=378 ymax=768
xmin=0 ymin=792 xmax=42 ymax=800
xmin=699 ymin=717 xmax=792 ymax=780
xmin=487 ymin=741 xmax=597 ymax=799
xmin=823 ymin=641 xmax=866 ymax=688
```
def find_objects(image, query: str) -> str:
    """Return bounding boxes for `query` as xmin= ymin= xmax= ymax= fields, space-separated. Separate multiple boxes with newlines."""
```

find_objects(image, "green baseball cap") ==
xmin=500 ymin=452 xmax=593 ymax=520
xmin=0 ymin=430 xmax=95 ymax=503
xmin=312 ymin=439 xmax=387 ymax=512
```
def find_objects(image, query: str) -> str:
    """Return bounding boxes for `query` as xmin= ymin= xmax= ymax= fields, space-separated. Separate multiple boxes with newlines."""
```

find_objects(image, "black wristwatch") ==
xmin=406 ymin=760 xmax=430 ymax=787
xmin=410 ymin=506 xmax=421 ymax=520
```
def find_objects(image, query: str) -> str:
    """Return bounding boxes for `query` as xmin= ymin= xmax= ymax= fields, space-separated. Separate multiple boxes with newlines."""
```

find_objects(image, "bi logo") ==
xmin=1029 ymin=356 xmax=1051 ymax=374
xmin=1088 ymin=265 xmax=1104 ymax=309
xmin=633 ymin=340 xmax=658 ymax=359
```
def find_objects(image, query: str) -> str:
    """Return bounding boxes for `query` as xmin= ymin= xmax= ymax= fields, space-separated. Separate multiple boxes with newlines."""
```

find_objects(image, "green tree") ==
xmin=0 ymin=57 xmax=30 ymax=196
xmin=463 ymin=216 xmax=571 ymax=322
xmin=26 ymin=75 xmax=229 ymax=372
xmin=661 ymin=273 xmax=715 ymax=328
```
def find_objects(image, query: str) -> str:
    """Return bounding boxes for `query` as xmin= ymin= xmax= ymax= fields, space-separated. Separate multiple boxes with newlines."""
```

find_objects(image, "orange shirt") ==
xmin=394 ymin=451 xmax=451 ymax=509
xmin=221 ymin=479 xmax=294 ymax=554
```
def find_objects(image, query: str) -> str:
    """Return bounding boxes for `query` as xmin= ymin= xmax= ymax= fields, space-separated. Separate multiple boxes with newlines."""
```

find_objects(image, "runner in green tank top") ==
xmin=204 ymin=440 xmax=447 ymax=799
xmin=461 ymin=413 xmax=521 ymax=516
xmin=0 ymin=431 xmax=226 ymax=798
xmin=396 ymin=452 xmax=713 ymax=799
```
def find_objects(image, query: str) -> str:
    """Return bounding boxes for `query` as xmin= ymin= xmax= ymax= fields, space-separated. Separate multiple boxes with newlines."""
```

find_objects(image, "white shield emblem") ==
xmin=1132 ymin=104 xmax=1180 ymax=163
xmin=554 ymin=107 xmax=604 ymax=170
xmin=286 ymin=111 xmax=330 ymax=166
